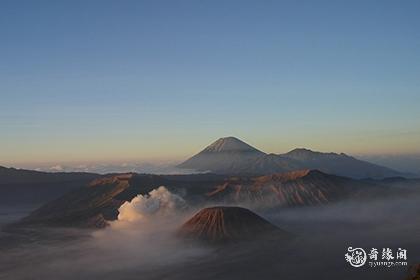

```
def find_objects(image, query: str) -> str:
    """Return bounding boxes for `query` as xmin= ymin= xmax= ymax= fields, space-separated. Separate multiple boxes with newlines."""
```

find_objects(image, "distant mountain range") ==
xmin=178 ymin=136 xmax=405 ymax=179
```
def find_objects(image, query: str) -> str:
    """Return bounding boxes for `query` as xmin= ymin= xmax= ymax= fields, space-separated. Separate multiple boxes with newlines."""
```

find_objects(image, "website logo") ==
xmin=345 ymin=247 xmax=408 ymax=268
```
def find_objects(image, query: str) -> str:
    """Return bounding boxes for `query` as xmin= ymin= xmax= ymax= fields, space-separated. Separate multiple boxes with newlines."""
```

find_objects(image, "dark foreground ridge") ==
xmin=177 ymin=206 xmax=290 ymax=243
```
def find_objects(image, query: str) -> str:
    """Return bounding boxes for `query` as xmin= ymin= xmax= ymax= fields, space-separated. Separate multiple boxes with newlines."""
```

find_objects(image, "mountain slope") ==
xmin=280 ymin=148 xmax=402 ymax=179
xmin=14 ymin=170 xmax=398 ymax=228
xmin=19 ymin=174 xmax=133 ymax=227
xmin=0 ymin=166 xmax=98 ymax=184
xmin=177 ymin=137 xmax=265 ymax=173
xmin=0 ymin=166 xmax=100 ymax=205
xmin=177 ymin=137 xmax=403 ymax=178
xmin=206 ymin=169 xmax=384 ymax=207
xmin=177 ymin=206 xmax=289 ymax=243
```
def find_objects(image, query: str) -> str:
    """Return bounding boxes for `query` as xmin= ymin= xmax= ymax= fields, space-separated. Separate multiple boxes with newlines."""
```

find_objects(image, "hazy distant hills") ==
xmin=0 ymin=166 xmax=98 ymax=184
xmin=0 ymin=166 xmax=99 ymax=204
xmin=178 ymin=137 xmax=404 ymax=179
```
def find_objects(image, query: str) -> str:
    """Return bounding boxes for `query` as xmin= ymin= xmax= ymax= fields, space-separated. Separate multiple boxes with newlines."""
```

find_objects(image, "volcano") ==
xmin=177 ymin=206 xmax=289 ymax=243
xmin=177 ymin=136 xmax=403 ymax=178
xmin=177 ymin=137 xmax=265 ymax=174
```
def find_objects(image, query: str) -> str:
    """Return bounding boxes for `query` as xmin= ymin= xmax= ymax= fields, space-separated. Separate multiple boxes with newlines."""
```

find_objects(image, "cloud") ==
xmin=49 ymin=165 xmax=64 ymax=172
xmin=34 ymin=162 xmax=204 ymax=175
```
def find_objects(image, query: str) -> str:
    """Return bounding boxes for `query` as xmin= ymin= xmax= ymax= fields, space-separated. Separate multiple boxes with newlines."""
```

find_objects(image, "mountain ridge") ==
xmin=178 ymin=137 xmax=404 ymax=179
xmin=0 ymin=166 xmax=100 ymax=205
xmin=13 ymin=169 xmax=412 ymax=228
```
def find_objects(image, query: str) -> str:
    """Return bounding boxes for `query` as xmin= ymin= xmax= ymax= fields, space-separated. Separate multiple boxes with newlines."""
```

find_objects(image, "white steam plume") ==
xmin=117 ymin=186 xmax=186 ymax=223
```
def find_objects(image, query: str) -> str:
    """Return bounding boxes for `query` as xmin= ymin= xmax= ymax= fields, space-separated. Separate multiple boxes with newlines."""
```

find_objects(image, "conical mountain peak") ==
xmin=203 ymin=137 xmax=263 ymax=153
xmin=177 ymin=206 xmax=288 ymax=243
xmin=178 ymin=137 xmax=402 ymax=178
xmin=177 ymin=137 xmax=265 ymax=172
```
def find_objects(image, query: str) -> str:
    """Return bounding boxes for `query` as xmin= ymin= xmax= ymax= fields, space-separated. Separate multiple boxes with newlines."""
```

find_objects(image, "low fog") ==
xmin=1 ymin=185 xmax=420 ymax=280
xmin=22 ymin=162 xmax=203 ymax=175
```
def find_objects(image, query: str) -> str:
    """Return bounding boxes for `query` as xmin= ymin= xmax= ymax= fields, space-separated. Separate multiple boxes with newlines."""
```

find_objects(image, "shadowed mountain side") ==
xmin=177 ymin=206 xmax=291 ymax=243
xmin=0 ymin=166 xmax=100 ymax=204
xmin=0 ymin=166 xmax=99 ymax=184
xmin=17 ymin=174 xmax=133 ymax=228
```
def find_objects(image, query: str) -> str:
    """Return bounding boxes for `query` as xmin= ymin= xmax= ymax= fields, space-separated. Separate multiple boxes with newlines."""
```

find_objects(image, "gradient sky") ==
xmin=1 ymin=0 xmax=420 ymax=166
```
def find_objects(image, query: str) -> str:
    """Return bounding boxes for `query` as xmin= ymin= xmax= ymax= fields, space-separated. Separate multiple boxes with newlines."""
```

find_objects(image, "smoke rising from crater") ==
xmin=90 ymin=186 xmax=206 ymax=266
xmin=1 ymin=186 xmax=420 ymax=280
xmin=116 ymin=186 xmax=186 ymax=223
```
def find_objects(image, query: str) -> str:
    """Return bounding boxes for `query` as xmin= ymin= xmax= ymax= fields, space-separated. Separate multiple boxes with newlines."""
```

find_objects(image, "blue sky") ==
xmin=1 ymin=0 xmax=420 ymax=166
